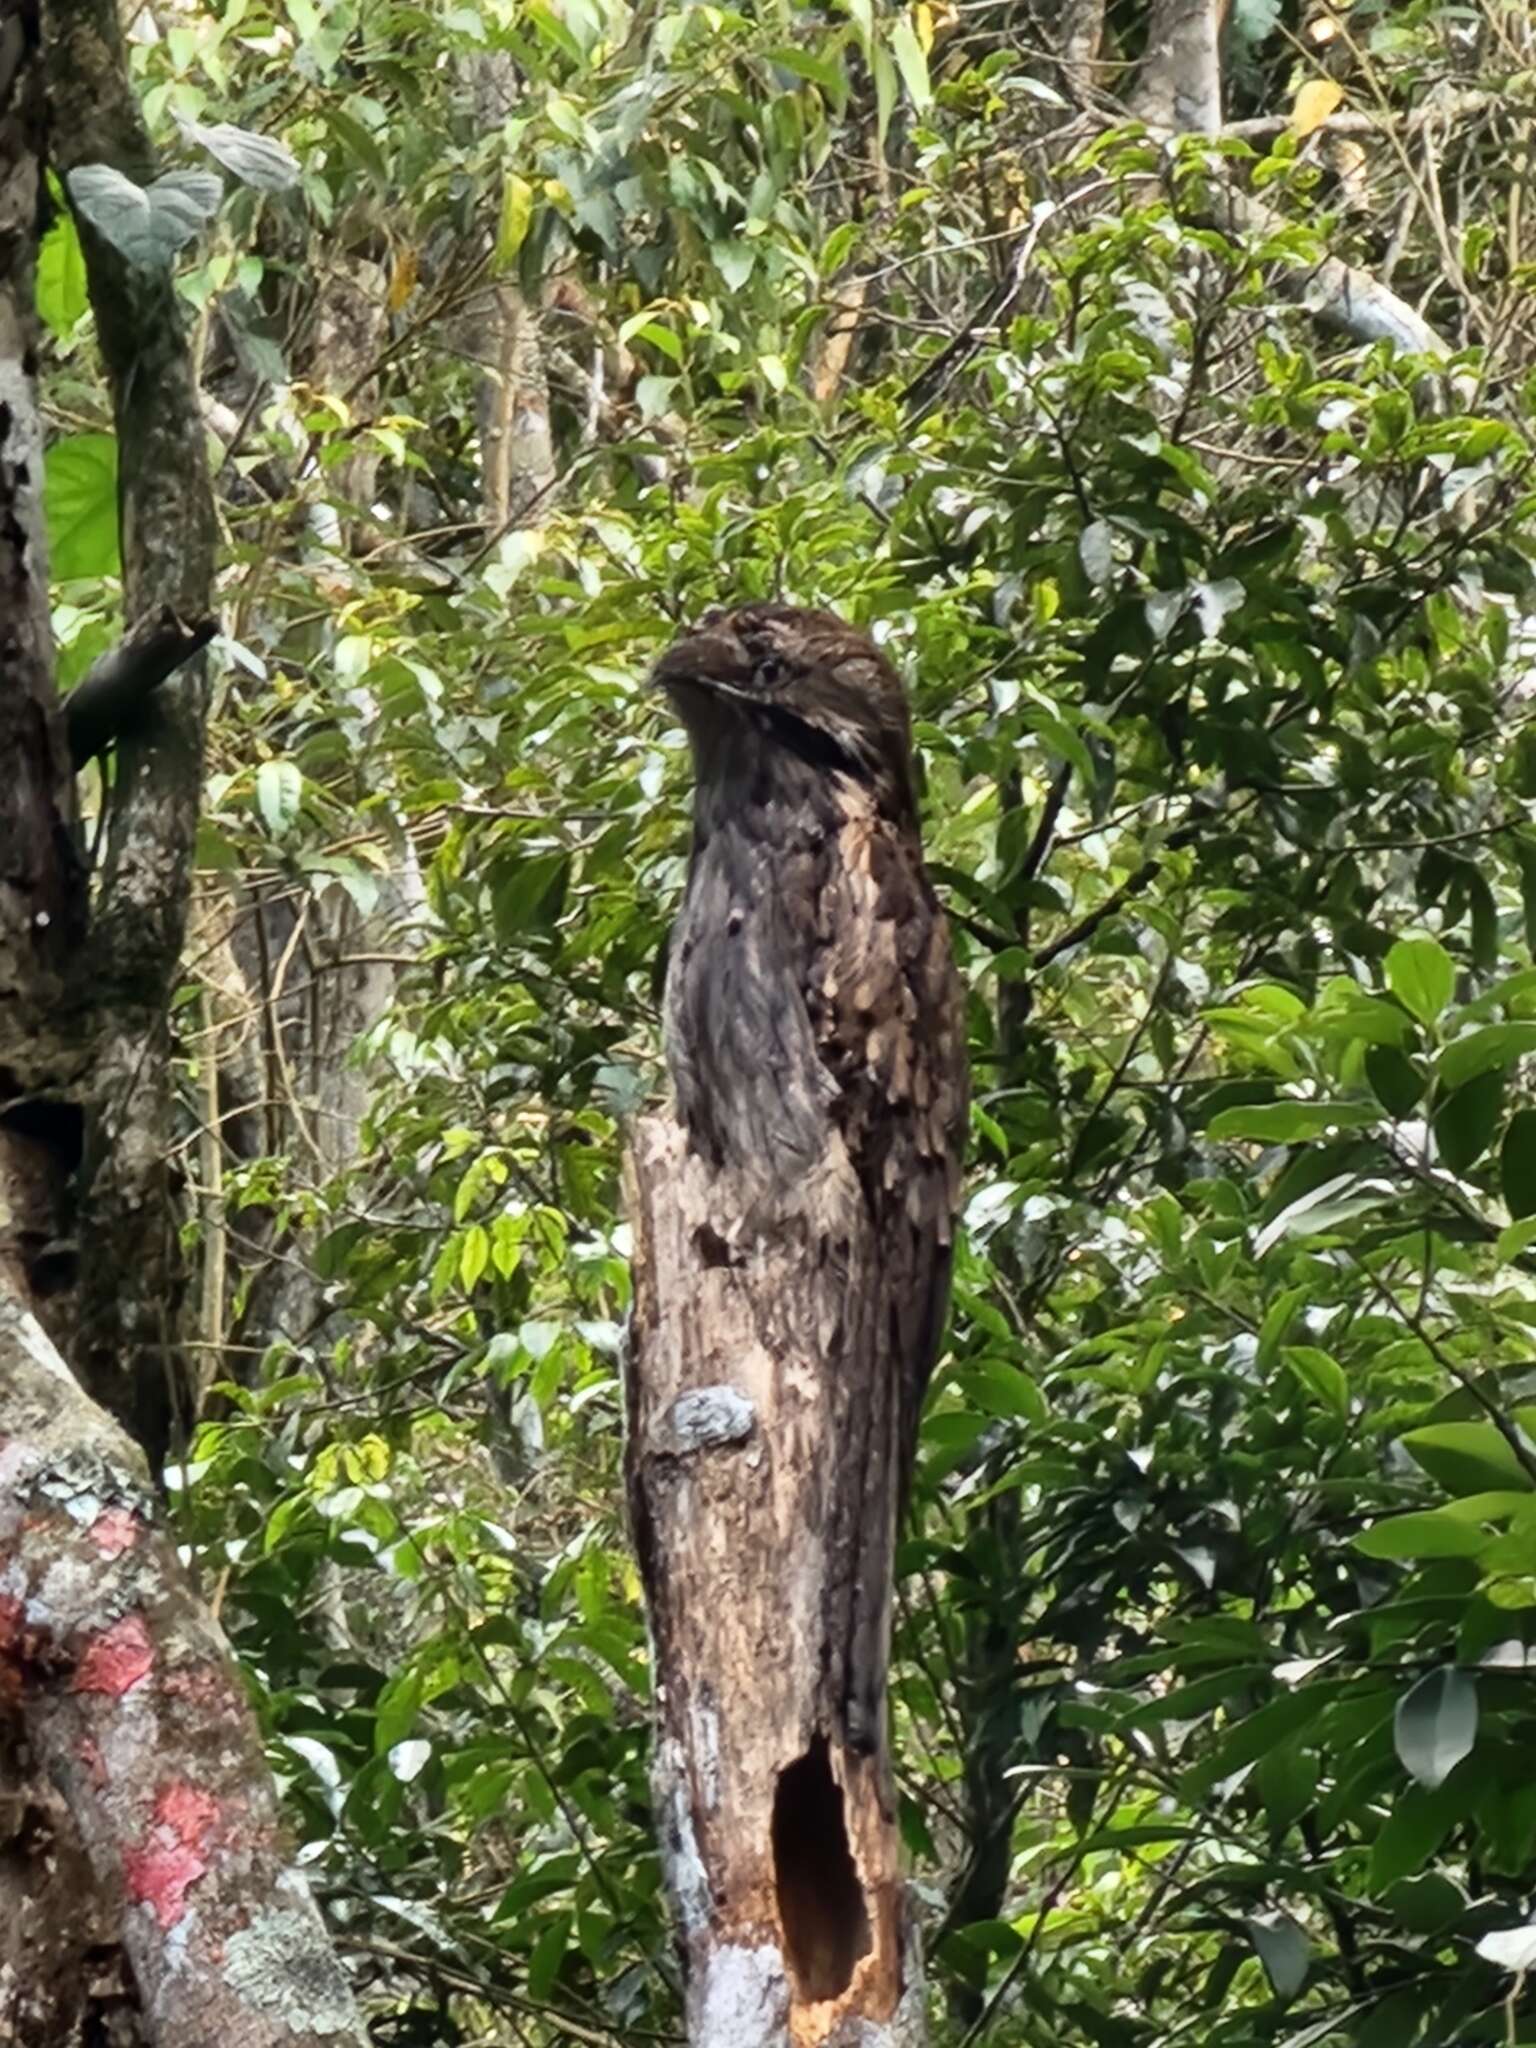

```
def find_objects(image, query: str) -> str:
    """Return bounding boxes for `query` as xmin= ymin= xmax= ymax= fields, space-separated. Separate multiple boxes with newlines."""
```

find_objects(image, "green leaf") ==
xmin=711 ymin=240 xmax=756 ymax=291
xmin=1366 ymin=1045 xmax=1426 ymax=1118
xmin=1502 ymin=1108 xmax=1536 ymax=1220
xmin=820 ymin=221 xmax=860 ymax=274
xmin=1252 ymin=1172 xmax=1396 ymax=1255
xmin=1369 ymin=1778 xmax=1469 ymax=1890
xmin=1432 ymin=1069 xmax=1504 ymax=1173
xmin=1498 ymin=1216 xmax=1536 ymax=1261
xmin=374 ymin=1669 xmax=424 ymax=1752
xmin=1386 ymin=937 xmax=1455 ymax=1026
xmin=460 ymin=1223 xmax=489 ymax=1292
xmin=67 ymin=163 xmax=222 ymax=270
xmin=1256 ymin=1285 xmax=1307 ymax=1369
xmin=1282 ymin=1345 xmax=1348 ymax=1416
xmin=1230 ymin=0 xmax=1283 ymax=55
xmin=527 ymin=1913 xmax=572 ymax=2001
xmin=1353 ymin=1510 xmax=1492 ymax=1561
xmin=1394 ymin=1668 xmax=1477 ymax=1790
xmin=765 ymin=44 xmax=848 ymax=105
xmin=955 ymin=1360 xmax=1045 ymax=1423
xmin=887 ymin=14 xmax=932 ymax=110
xmin=44 ymin=433 xmax=119 ymax=580
xmin=635 ymin=374 xmax=677 ymax=422
xmin=491 ymin=851 xmax=566 ymax=943
xmin=872 ymin=38 xmax=897 ymax=147
xmin=1437 ymin=1023 xmax=1536 ymax=1092
xmin=37 ymin=213 xmax=88 ymax=338
xmin=1182 ymin=1684 xmax=1345 ymax=1798
xmin=1207 ymin=1101 xmax=1376 ymax=1143
xmin=1400 ymin=1423 xmax=1536 ymax=1496
xmin=256 ymin=759 xmax=303 ymax=838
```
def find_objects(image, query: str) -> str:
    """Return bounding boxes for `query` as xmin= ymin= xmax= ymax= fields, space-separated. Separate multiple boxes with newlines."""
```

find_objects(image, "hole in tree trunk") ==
xmin=771 ymin=1735 xmax=870 ymax=2003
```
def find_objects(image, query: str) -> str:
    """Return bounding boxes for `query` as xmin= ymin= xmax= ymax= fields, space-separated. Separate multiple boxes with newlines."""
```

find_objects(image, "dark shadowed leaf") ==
xmin=1432 ymin=1069 xmax=1504 ymax=1173
xmin=1502 ymin=1109 xmax=1536 ymax=1220
xmin=1366 ymin=1045 xmax=1427 ymax=1117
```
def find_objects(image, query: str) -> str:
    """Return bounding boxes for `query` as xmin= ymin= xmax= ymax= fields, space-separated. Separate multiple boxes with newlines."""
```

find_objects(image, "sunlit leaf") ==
xmin=1394 ymin=1669 xmax=1478 ymax=1791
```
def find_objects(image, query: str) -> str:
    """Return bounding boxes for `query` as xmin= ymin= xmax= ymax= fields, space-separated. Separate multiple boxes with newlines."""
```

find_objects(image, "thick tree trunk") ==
xmin=625 ymin=1117 xmax=927 ymax=2048
xmin=0 ymin=1298 xmax=368 ymax=2048
xmin=44 ymin=0 xmax=219 ymax=1471
xmin=0 ymin=11 xmax=369 ymax=2042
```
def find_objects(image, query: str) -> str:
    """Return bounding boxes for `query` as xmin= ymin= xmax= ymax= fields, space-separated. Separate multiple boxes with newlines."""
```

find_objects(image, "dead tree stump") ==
xmin=625 ymin=1115 xmax=927 ymax=2048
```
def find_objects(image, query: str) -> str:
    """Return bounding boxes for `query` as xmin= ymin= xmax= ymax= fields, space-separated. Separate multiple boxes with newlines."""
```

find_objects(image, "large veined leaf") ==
xmin=1386 ymin=936 xmax=1455 ymax=1026
xmin=1400 ymin=1423 xmax=1536 ymax=1496
xmin=181 ymin=118 xmax=302 ymax=192
xmin=44 ymin=433 xmax=119 ymax=580
xmin=67 ymin=163 xmax=223 ymax=270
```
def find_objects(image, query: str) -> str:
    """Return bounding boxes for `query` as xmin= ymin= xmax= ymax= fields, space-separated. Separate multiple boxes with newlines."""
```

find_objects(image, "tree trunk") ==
xmin=625 ymin=1117 xmax=927 ymax=2048
xmin=460 ymin=52 xmax=556 ymax=536
xmin=0 ymin=8 xmax=370 ymax=2041
xmin=44 ymin=0 xmax=219 ymax=1472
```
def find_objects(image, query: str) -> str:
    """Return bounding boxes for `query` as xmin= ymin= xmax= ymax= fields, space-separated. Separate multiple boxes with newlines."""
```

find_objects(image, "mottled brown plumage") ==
xmin=654 ymin=601 xmax=968 ymax=1749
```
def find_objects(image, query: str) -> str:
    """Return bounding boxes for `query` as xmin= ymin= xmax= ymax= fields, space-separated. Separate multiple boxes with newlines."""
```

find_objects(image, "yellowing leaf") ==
xmin=387 ymin=246 xmax=418 ymax=311
xmin=1290 ymin=77 xmax=1344 ymax=137
xmin=914 ymin=1 xmax=934 ymax=51
xmin=496 ymin=173 xmax=535 ymax=271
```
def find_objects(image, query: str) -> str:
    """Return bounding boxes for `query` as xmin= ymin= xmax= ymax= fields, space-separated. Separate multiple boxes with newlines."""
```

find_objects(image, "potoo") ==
xmin=653 ymin=601 xmax=968 ymax=1750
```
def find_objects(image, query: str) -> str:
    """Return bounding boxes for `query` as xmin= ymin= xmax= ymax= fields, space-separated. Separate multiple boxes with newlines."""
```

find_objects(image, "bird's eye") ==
xmin=755 ymin=654 xmax=789 ymax=692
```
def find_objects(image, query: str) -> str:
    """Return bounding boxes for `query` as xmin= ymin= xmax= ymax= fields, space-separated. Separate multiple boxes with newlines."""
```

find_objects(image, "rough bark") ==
xmin=0 ymin=1294 xmax=369 ymax=2048
xmin=0 ymin=23 xmax=133 ymax=2037
xmin=225 ymin=840 xmax=423 ymax=1360
xmin=0 ymin=0 xmax=84 ymax=1122
xmin=1130 ymin=0 xmax=1223 ymax=133
xmin=0 ymin=15 xmax=376 ymax=2043
xmin=1057 ymin=0 xmax=1105 ymax=96
xmin=626 ymin=1119 xmax=927 ymax=2048
xmin=43 ymin=0 xmax=219 ymax=1469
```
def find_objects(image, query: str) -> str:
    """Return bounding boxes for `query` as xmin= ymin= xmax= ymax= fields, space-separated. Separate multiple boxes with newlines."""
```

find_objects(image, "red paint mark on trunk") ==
xmin=158 ymin=1782 xmax=219 ymax=1841
xmin=89 ymin=1507 xmax=141 ymax=1558
xmin=74 ymin=1613 xmax=154 ymax=1696
xmin=125 ymin=1781 xmax=222 ymax=1929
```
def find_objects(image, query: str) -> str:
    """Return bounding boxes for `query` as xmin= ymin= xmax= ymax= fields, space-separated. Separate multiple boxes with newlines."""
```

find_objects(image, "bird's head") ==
xmin=652 ymin=603 xmax=917 ymax=812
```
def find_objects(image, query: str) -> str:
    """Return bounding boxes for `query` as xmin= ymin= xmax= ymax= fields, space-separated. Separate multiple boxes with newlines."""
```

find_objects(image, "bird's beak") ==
xmin=650 ymin=621 xmax=754 ymax=698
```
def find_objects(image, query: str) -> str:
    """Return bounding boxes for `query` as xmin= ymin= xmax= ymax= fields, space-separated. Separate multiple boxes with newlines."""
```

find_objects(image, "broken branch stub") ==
xmin=625 ymin=1115 xmax=928 ymax=2048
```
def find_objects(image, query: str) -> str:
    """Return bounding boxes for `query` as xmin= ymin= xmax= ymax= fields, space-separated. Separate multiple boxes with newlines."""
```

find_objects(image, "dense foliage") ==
xmin=43 ymin=0 xmax=1536 ymax=2041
